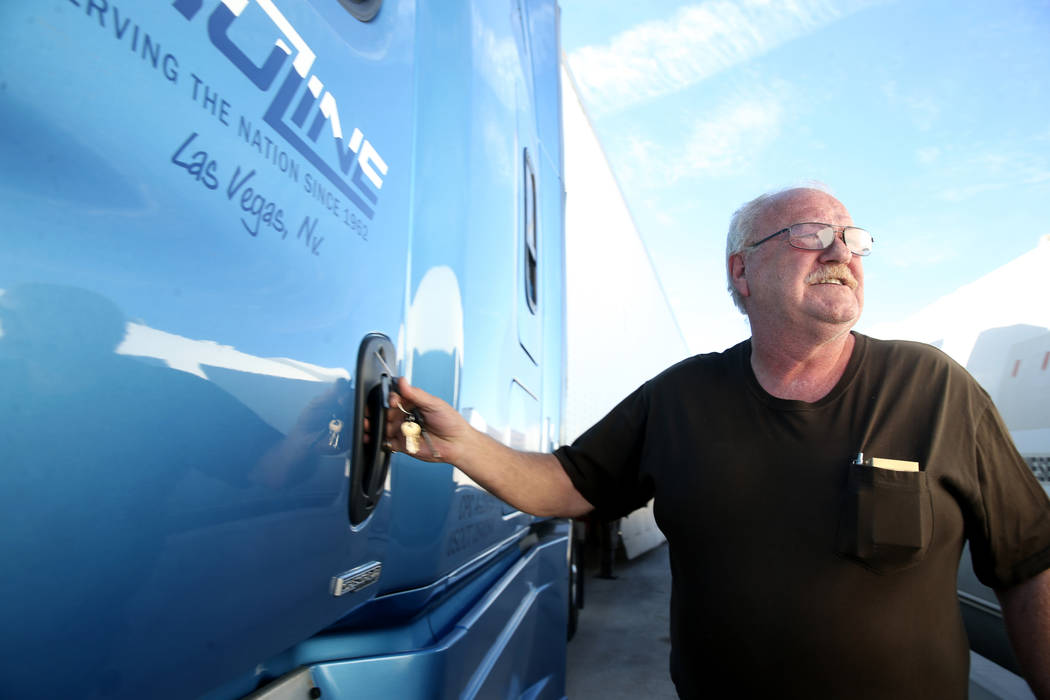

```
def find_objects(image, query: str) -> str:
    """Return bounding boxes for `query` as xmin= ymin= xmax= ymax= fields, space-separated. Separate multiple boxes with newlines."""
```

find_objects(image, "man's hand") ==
xmin=384 ymin=377 xmax=468 ymax=463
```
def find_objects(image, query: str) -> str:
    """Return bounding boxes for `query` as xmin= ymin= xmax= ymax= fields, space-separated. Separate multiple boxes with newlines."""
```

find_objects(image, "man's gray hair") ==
xmin=725 ymin=183 xmax=831 ymax=313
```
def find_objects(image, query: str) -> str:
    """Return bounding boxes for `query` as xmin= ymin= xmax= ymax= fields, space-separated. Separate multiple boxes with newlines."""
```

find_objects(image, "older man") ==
xmin=388 ymin=187 xmax=1050 ymax=698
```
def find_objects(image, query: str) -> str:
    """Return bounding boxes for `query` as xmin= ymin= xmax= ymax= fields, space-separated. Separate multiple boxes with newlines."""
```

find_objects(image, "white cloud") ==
xmin=882 ymin=241 xmax=955 ymax=268
xmin=614 ymin=86 xmax=785 ymax=185
xmin=970 ymin=152 xmax=1050 ymax=186
xmin=881 ymin=80 xmax=940 ymax=131
xmin=674 ymin=90 xmax=783 ymax=178
xmin=934 ymin=150 xmax=1050 ymax=201
xmin=917 ymin=146 xmax=940 ymax=165
xmin=937 ymin=182 xmax=1009 ymax=203
xmin=621 ymin=133 xmax=662 ymax=187
xmin=567 ymin=0 xmax=883 ymax=115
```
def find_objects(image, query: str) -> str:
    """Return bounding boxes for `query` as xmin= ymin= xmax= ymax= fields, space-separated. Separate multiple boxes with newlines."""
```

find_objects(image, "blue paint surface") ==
xmin=0 ymin=1 xmax=568 ymax=697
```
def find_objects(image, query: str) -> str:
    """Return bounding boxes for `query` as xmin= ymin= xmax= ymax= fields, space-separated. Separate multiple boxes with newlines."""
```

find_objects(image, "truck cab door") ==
xmin=0 ymin=1 xmax=415 ymax=697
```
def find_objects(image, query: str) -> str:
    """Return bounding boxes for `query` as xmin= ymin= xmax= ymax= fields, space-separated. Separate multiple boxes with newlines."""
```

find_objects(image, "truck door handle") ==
xmin=349 ymin=333 xmax=396 ymax=526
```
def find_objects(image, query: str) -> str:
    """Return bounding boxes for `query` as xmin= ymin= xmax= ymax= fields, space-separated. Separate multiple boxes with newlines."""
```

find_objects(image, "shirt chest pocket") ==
xmin=835 ymin=462 xmax=933 ymax=574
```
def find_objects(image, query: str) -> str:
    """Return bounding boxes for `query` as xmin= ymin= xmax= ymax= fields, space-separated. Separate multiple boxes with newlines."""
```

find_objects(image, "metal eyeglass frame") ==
xmin=748 ymin=222 xmax=874 ymax=256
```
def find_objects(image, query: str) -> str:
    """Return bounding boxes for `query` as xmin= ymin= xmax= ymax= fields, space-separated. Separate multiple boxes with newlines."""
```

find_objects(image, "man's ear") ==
xmin=729 ymin=253 xmax=750 ymax=299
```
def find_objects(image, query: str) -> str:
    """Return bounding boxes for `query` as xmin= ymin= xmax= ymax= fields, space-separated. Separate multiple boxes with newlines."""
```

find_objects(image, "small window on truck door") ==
xmin=523 ymin=148 xmax=538 ymax=313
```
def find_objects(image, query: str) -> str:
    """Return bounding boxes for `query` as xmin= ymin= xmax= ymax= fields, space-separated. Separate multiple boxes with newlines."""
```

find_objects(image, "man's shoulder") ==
xmin=858 ymin=333 xmax=979 ymax=387
xmin=648 ymin=339 xmax=748 ymax=389
xmin=861 ymin=333 xmax=956 ymax=365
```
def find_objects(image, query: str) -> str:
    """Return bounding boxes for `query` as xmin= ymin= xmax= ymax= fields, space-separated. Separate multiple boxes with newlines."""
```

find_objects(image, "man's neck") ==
xmin=749 ymin=327 xmax=856 ymax=402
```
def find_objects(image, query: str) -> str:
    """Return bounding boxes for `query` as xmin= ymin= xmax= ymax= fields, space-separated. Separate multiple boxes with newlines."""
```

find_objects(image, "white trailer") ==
xmin=561 ymin=59 xmax=691 ymax=561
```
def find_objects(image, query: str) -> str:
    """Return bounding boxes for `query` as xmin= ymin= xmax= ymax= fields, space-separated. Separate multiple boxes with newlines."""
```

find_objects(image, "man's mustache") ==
xmin=805 ymin=264 xmax=858 ymax=290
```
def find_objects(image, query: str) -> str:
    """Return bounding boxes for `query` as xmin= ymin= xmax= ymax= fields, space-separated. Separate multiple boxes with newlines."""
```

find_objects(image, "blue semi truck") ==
xmin=0 ymin=1 xmax=576 ymax=697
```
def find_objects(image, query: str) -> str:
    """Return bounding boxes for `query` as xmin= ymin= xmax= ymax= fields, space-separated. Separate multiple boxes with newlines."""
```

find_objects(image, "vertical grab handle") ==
xmin=349 ymin=333 xmax=396 ymax=526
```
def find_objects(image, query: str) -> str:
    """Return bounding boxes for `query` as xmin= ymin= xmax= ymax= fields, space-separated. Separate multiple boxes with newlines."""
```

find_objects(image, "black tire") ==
xmin=567 ymin=524 xmax=584 ymax=640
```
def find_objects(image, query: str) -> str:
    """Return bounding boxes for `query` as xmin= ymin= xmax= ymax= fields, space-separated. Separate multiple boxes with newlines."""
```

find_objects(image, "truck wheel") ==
xmin=567 ymin=524 xmax=584 ymax=640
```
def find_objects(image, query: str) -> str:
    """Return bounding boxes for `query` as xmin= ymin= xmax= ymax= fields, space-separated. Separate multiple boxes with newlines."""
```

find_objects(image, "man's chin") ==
xmin=806 ymin=301 xmax=861 ymax=327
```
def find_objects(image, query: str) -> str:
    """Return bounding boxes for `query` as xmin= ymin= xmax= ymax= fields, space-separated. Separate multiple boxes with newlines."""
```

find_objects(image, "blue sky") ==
xmin=560 ymin=0 xmax=1050 ymax=353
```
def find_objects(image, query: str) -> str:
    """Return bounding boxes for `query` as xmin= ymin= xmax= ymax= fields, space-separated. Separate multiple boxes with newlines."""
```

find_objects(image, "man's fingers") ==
xmin=385 ymin=408 xmax=400 ymax=439
xmin=396 ymin=377 xmax=432 ymax=409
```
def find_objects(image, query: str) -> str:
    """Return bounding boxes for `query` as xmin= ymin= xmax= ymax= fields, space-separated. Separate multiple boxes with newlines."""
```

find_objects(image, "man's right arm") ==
xmin=387 ymin=378 xmax=594 ymax=519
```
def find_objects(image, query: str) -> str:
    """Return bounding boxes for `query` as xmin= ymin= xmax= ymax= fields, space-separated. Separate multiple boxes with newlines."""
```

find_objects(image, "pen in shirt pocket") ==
xmin=853 ymin=452 xmax=920 ymax=472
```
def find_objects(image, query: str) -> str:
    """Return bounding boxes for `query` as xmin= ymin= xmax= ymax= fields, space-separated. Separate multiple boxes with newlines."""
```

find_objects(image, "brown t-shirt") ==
xmin=555 ymin=333 xmax=1050 ymax=699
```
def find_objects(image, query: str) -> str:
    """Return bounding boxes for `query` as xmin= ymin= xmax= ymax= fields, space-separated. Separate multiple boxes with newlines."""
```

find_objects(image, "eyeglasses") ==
xmin=748 ymin=222 xmax=874 ymax=256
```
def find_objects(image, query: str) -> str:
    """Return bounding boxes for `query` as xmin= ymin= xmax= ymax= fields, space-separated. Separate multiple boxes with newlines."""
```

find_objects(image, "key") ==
xmin=395 ymin=398 xmax=440 ymax=458
xmin=416 ymin=411 xmax=441 ymax=459
xmin=401 ymin=416 xmax=421 ymax=454
xmin=327 ymin=418 xmax=343 ymax=448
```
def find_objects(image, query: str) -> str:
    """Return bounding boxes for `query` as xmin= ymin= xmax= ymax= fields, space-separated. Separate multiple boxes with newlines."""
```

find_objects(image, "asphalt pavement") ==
xmin=566 ymin=542 xmax=678 ymax=699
